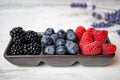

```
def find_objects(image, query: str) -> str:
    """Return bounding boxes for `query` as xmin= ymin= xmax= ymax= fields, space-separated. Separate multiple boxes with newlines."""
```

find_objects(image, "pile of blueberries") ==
xmin=41 ymin=28 xmax=79 ymax=55
xmin=10 ymin=27 xmax=42 ymax=55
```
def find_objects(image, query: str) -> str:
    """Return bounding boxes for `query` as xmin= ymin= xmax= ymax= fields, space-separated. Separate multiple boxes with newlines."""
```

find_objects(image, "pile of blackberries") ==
xmin=10 ymin=27 xmax=41 ymax=55
xmin=41 ymin=28 xmax=79 ymax=55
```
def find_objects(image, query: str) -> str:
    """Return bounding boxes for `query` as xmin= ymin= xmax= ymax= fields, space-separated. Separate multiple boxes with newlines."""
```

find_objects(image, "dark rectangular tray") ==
xmin=4 ymin=38 xmax=115 ymax=67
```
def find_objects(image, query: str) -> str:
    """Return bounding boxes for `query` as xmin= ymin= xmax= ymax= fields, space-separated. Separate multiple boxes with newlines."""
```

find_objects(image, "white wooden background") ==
xmin=0 ymin=0 xmax=120 ymax=80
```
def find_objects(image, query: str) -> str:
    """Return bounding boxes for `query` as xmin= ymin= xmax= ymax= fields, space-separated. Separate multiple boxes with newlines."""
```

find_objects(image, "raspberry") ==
xmin=102 ymin=44 xmax=116 ymax=55
xmin=87 ymin=28 xmax=95 ymax=32
xmin=79 ymin=32 xmax=94 ymax=49
xmin=83 ymin=41 xmax=101 ymax=55
xmin=75 ymin=26 xmax=86 ymax=41
xmin=93 ymin=30 xmax=108 ymax=43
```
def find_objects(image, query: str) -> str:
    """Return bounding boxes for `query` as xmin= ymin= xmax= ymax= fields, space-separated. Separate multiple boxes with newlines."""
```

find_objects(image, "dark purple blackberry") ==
xmin=10 ymin=27 xmax=25 ymax=38
xmin=10 ymin=27 xmax=25 ymax=44
xmin=10 ymin=44 xmax=23 ymax=55
xmin=23 ymin=42 xmax=41 ymax=55
xmin=25 ymin=30 xmax=39 ymax=43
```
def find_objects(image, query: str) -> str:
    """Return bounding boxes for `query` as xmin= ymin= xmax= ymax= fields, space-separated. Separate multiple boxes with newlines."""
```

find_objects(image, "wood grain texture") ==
xmin=0 ymin=0 xmax=120 ymax=80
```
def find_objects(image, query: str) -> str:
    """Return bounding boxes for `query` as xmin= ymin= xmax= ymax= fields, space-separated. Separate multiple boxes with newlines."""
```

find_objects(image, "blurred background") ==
xmin=0 ymin=0 xmax=120 ymax=80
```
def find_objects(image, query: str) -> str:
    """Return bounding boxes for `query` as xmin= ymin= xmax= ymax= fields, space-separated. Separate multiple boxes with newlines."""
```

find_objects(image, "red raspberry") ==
xmin=75 ymin=26 xmax=86 ymax=41
xmin=102 ymin=44 xmax=116 ymax=55
xmin=79 ymin=32 xmax=94 ymax=49
xmin=83 ymin=41 xmax=102 ymax=55
xmin=87 ymin=28 xmax=95 ymax=32
xmin=93 ymin=30 xmax=108 ymax=43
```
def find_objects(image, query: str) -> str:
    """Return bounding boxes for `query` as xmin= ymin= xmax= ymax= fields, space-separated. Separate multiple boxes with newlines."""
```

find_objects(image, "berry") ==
xmin=56 ymin=39 xmax=65 ymax=47
xmin=23 ymin=42 xmax=41 ymax=55
xmin=79 ymin=32 xmax=94 ymax=49
xmin=66 ymin=29 xmax=76 ymax=41
xmin=66 ymin=41 xmax=79 ymax=55
xmin=93 ymin=30 xmax=108 ymax=43
xmin=10 ymin=27 xmax=25 ymax=44
xmin=102 ymin=44 xmax=116 ymax=55
xmin=50 ymin=33 xmax=58 ymax=44
xmin=75 ymin=26 xmax=86 ymax=40
xmin=66 ymin=29 xmax=74 ymax=34
xmin=56 ymin=46 xmax=66 ymax=55
xmin=44 ymin=28 xmax=54 ymax=36
xmin=57 ymin=29 xmax=66 ymax=39
xmin=44 ymin=45 xmax=55 ymax=55
xmin=83 ymin=41 xmax=101 ymax=55
xmin=41 ymin=35 xmax=53 ymax=46
xmin=10 ymin=27 xmax=25 ymax=38
xmin=10 ymin=44 xmax=23 ymax=55
xmin=25 ymin=30 xmax=39 ymax=43
xmin=87 ymin=28 xmax=95 ymax=32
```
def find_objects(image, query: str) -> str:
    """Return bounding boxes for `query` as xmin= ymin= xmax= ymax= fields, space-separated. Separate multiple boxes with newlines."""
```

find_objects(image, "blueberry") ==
xmin=50 ymin=33 xmax=58 ymax=44
xmin=57 ymin=29 xmax=66 ymax=39
xmin=41 ymin=35 xmax=53 ymax=46
xmin=56 ymin=46 xmax=66 ymax=55
xmin=44 ymin=45 xmax=55 ymax=55
xmin=66 ymin=41 xmax=79 ymax=55
xmin=56 ymin=39 xmax=65 ymax=47
xmin=66 ymin=29 xmax=74 ymax=34
xmin=66 ymin=30 xmax=76 ymax=41
xmin=44 ymin=28 xmax=54 ymax=36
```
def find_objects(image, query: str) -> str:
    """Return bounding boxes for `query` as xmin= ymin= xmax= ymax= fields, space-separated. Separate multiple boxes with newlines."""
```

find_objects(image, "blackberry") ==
xmin=10 ymin=27 xmax=25 ymax=44
xmin=23 ymin=42 xmax=41 ymax=55
xmin=10 ymin=27 xmax=25 ymax=38
xmin=25 ymin=30 xmax=39 ymax=43
xmin=10 ymin=44 xmax=23 ymax=55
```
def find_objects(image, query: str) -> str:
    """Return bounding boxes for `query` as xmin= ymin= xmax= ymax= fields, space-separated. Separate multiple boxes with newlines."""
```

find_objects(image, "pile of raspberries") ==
xmin=75 ymin=26 xmax=116 ymax=55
